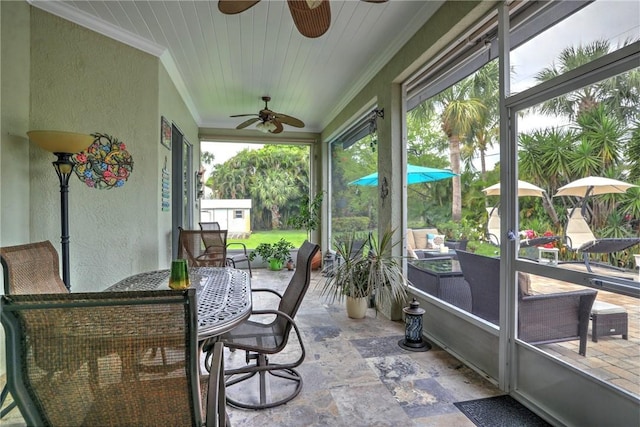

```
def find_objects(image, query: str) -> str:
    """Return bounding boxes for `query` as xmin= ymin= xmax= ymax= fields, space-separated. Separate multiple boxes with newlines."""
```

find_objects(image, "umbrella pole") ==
xmin=580 ymin=186 xmax=595 ymax=216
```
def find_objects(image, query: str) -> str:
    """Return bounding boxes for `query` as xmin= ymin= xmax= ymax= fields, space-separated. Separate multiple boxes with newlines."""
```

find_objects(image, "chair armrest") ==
xmin=227 ymin=242 xmax=248 ymax=254
xmin=251 ymin=288 xmax=284 ymax=299
xmin=519 ymin=289 xmax=596 ymax=356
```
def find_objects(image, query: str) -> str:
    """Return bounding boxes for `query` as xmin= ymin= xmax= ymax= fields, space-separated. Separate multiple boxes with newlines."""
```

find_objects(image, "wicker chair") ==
xmin=0 ymin=240 xmax=68 ymax=295
xmin=0 ymin=241 xmax=69 ymax=418
xmin=178 ymin=227 xmax=228 ymax=267
xmin=1 ymin=289 xmax=228 ymax=426
xmin=199 ymin=222 xmax=252 ymax=276
xmin=208 ymin=240 xmax=319 ymax=409
xmin=456 ymin=250 xmax=597 ymax=356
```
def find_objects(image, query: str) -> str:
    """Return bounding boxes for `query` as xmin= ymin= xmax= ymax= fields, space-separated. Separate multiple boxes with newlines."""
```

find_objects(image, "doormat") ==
xmin=454 ymin=395 xmax=551 ymax=427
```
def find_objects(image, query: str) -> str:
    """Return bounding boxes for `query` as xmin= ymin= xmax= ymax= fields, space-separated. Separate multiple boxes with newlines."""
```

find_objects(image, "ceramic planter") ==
xmin=346 ymin=296 xmax=368 ymax=319
xmin=268 ymin=258 xmax=284 ymax=271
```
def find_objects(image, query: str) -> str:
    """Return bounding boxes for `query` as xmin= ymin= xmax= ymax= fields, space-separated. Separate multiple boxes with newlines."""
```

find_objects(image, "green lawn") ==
xmin=228 ymin=230 xmax=308 ymax=249
xmin=230 ymin=230 xmax=499 ymax=256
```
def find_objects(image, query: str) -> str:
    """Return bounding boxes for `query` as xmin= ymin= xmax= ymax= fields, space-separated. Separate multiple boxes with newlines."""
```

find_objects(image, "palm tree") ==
xmin=411 ymin=78 xmax=485 ymax=220
xmin=534 ymin=40 xmax=611 ymax=120
xmin=526 ymin=40 xmax=639 ymax=230
xmin=535 ymin=40 xmax=639 ymax=124
xmin=467 ymin=60 xmax=500 ymax=177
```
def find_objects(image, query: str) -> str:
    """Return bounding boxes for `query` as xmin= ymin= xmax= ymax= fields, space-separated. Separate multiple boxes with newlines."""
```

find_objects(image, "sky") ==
xmin=485 ymin=0 xmax=639 ymax=169
xmin=201 ymin=142 xmax=263 ymax=175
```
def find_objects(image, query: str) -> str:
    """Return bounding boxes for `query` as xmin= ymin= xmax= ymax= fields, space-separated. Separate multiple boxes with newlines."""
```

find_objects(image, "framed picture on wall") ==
xmin=161 ymin=116 xmax=171 ymax=150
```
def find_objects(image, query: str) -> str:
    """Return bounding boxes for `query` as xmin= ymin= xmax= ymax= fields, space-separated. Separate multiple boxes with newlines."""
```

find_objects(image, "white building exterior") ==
xmin=200 ymin=199 xmax=252 ymax=237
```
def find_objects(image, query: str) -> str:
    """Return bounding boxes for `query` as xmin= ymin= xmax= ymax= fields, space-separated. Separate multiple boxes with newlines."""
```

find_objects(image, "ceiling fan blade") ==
xmin=287 ymin=0 xmax=330 ymax=38
xmin=218 ymin=1 xmax=261 ymax=15
xmin=361 ymin=0 xmax=388 ymax=3
xmin=236 ymin=117 xmax=260 ymax=129
xmin=270 ymin=120 xmax=284 ymax=134
xmin=230 ymin=113 xmax=258 ymax=118
xmin=274 ymin=113 xmax=305 ymax=128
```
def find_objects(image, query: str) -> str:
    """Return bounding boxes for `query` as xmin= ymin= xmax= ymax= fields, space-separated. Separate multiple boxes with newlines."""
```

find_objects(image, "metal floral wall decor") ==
xmin=72 ymin=133 xmax=134 ymax=189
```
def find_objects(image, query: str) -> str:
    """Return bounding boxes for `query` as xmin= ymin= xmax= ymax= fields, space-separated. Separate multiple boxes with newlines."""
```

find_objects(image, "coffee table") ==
xmin=407 ymin=258 xmax=471 ymax=311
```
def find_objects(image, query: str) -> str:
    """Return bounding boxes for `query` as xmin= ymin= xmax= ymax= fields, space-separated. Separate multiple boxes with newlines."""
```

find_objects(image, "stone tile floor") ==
xmin=1 ymin=268 xmax=502 ymax=426
xmin=2 ymin=265 xmax=637 ymax=426
xmin=220 ymin=268 xmax=502 ymax=426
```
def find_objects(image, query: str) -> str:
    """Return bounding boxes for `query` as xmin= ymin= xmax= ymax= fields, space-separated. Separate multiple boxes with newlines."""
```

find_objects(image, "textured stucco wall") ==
xmin=29 ymin=9 xmax=162 ymax=292
xmin=1 ymin=0 xmax=31 ymax=248
xmin=0 ymin=0 xmax=31 ymax=379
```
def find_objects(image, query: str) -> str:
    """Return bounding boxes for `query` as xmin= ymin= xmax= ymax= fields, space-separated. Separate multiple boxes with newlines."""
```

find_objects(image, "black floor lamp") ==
xmin=27 ymin=130 xmax=93 ymax=290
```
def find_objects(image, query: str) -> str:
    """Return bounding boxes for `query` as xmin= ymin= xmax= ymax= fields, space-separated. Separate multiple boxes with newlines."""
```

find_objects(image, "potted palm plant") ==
xmin=288 ymin=192 xmax=324 ymax=270
xmin=319 ymin=228 xmax=408 ymax=319
xmin=248 ymin=238 xmax=294 ymax=271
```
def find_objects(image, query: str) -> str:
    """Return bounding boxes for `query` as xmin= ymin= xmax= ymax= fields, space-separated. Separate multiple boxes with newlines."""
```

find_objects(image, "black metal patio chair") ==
xmin=200 ymin=222 xmax=253 ymax=276
xmin=206 ymin=240 xmax=319 ymax=409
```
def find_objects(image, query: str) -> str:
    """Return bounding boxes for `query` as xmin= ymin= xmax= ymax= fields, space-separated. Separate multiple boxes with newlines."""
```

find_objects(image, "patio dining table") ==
xmin=105 ymin=266 xmax=252 ymax=341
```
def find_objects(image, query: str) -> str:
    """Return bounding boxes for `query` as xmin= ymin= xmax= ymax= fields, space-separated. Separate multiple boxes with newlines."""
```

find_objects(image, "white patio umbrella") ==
xmin=482 ymin=180 xmax=546 ymax=197
xmin=554 ymin=176 xmax=638 ymax=198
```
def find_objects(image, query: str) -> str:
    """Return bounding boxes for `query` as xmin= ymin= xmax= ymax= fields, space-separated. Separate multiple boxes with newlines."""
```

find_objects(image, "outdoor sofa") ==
xmin=455 ymin=250 xmax=597 ymax=356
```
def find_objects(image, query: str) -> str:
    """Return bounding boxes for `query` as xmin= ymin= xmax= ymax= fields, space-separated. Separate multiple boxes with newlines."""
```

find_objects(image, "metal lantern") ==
xmin=398 ymin=298 xmax=431 ymax=352
xmin=322 ymin=250 xmax=336 ymax=277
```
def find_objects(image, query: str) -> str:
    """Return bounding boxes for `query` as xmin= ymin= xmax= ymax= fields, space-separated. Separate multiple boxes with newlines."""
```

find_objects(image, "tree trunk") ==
xmin=449 ymin=135 xmax=462 ymax=221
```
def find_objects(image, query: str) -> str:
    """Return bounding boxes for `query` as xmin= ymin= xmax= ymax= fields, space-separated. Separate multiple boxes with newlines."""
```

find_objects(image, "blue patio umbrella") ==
xmin=349 ymin=164 xmax=457 ymax=186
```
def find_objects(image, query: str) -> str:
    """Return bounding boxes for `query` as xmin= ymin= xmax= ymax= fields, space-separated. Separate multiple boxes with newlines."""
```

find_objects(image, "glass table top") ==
xmin=409 ymin=258 xmax=462 ymax=274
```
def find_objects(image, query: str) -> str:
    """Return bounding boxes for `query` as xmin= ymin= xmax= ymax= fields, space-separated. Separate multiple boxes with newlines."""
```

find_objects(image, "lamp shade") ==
xmin=27 ymin=130 xmax=93 ymax=154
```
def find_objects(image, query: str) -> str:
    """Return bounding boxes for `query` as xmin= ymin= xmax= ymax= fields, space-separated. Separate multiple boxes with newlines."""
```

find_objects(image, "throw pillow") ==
xmin=414 ymin=231 xmax=427 ymax=249
xmin=426 ymin=233 xmax=435 ymax=249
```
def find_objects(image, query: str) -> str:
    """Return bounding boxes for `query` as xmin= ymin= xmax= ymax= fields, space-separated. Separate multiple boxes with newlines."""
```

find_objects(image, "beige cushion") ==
xmin=591 ymin=301 xmax=626 ymax=315
xmin=408 ymin=247 xmax=418 ymax=259
xmin=406 ymin=229 xmax=416 ymax=252
xmin=566 ymin=209 xmax=596 ymax=249
xmin=411 ymin=228 xmax=439 ymax=250
xmin=518 ymin=272 xmax=532 ymax=296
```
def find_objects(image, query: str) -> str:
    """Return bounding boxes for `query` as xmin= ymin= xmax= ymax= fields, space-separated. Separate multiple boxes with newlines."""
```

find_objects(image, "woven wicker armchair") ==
xmin=456 ymin=250 xmax=597 ymax=356
xmin=178 ymin=227 xmax=228 ymax=267
xmin=0 ymin=240 xmax=68 ymax=294
xmin=209 ymin=240 xmax=319 ymax=409
xmin=1 ymin=289 xmax=228 ymax=426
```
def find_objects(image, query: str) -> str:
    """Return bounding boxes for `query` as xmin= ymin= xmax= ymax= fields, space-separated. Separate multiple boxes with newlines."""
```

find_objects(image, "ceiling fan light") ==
xmin=256 ymin=122 xmax=270 ymax=133
xmin=305 ymin=0 xmax=323 ymax=9
xmin=266 ymin=121 xmax=277 ymax=132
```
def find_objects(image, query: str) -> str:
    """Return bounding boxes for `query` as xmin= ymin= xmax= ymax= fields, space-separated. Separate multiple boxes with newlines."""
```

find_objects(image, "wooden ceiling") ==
xmin=29 ymin=0 xmax=443 ymax=133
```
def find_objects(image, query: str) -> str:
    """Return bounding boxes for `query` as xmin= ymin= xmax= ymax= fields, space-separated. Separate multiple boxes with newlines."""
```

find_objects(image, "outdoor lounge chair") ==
xmin=485 ymin=207 xmax=560 ymax=250
xmin=209 ymin=240 xmax=319 ymax=409
xmin=1 ymin=289 xmax=228 ymax=426
xmin=200 ymin=222 xmax=252 ymax=276
xmin=564 ymin=208 xmax=640 ymax=272
xmin=456 ymin=250 xmax=597 ymax=356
